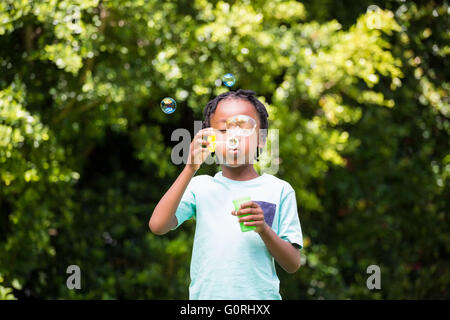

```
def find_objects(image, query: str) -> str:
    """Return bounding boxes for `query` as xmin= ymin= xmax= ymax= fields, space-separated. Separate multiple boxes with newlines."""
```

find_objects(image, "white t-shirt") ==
xmin=171 ymin=171 xmax=303 ymax=300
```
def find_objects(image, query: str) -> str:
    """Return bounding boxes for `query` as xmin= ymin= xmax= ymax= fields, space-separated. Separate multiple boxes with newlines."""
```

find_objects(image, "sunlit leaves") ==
xmin=43 ymin=43 xmax=83 ymax=74
xmin=0 ymin=0 xmax=447 ymax=300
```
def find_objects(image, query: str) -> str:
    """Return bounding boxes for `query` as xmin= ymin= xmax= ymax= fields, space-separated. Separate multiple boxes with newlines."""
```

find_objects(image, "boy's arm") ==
xmin=258 ymin=225 xmax=301 ymax=274
xmin=149 ymin=165 xmax=196 ymax=235
xmin=149 ymin=128 xmax=214 ymax=235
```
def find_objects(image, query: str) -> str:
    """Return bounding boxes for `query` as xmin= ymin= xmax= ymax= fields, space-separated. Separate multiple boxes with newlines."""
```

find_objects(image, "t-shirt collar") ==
xmin=214 ymin=171 xmax=266 ymax=185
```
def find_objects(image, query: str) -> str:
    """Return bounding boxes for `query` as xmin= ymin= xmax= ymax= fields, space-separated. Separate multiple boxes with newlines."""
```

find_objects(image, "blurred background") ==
xmin=0 ymin=0 xmax=448 ymax=299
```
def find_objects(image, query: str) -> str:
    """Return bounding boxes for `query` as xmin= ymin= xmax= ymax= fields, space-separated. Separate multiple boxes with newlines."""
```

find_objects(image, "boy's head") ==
xmin=202 ymin=89 xmax=269 ymax=168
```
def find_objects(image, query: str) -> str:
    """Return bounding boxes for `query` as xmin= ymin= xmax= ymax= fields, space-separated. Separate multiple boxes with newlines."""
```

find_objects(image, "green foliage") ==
xmin=0 ymin=0 xmax=448 ymax=299
xmin=0 ymin=273 xmax=20 ymax=300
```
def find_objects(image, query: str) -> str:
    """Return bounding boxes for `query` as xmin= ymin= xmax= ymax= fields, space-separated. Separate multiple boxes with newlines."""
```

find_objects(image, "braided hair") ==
xmin=202 ymin=89 xmax=269 ymax=160
xmin=202 ymin=89 xmax=269 ymax=130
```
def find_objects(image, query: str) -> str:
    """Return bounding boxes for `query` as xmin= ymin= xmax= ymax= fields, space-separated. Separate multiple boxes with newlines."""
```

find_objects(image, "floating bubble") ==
xmin=226 ymin=114 xmax=256 ymax=136
xmin=222 ymin=73 xmax=236 ymax=87
xmin=366 ymin=4 xmax=381 ymax=13
xmin=160 ymin=97 xmax=176 ymax=114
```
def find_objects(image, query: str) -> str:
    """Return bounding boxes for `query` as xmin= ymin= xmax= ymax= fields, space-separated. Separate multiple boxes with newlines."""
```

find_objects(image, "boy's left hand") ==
xmin=231 ymin=201 xmax=268 ymax=234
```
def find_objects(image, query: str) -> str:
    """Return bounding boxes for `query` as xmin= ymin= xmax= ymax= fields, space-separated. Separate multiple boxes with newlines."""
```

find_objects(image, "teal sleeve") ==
xmin=277 ymin=189 xmax=303 ymax=249
xmin=171 ymin=181 xmax=196 ymax=231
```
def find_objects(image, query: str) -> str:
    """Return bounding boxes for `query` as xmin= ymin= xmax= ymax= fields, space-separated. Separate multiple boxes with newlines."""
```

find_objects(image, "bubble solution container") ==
xmin=232 ymin=196 xmax=256 ymax=232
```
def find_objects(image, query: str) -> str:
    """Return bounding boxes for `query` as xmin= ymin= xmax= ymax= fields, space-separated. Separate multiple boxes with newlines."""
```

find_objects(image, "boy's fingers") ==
xmin=200 ymin=140 xmax=210 ymax=148
xmin=239 ymin=201 xmax=259 ymax=209
xmin=238 ymin=214 xmax=264 ymax=222
xmin=192 ymin=146 xmax=210 ymax=162
xmin=242 ymin=221 xmax=261 ymax=227
xmin=195 ymin=138 xmax=209 ymax=147
xmin=196 ymin=149 xmax=211 ymax=161
xmin=236 ymin=207 xmax=263 ymax=215
xmin=235 ymin=208 xmax=252 ymax=215
xmin=195 ymin=128 xmax=215 ymax=140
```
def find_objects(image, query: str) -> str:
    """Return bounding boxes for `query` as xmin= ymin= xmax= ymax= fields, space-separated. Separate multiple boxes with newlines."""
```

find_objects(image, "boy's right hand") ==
xmin=186 ymin=128 xmax=215 ymax=172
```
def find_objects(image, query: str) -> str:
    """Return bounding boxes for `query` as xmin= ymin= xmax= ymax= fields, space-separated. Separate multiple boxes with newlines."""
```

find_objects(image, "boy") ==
xmin=149 ymin=89 xmax=303 ymax=300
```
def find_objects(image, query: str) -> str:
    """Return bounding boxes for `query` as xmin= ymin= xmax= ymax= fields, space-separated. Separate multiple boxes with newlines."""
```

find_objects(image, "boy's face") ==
xmin=209 ymin=98 xmax=264 ymax=168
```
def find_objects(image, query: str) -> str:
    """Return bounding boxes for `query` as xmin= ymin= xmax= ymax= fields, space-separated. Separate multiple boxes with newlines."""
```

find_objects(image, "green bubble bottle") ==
xmin=232 ymin=196 xmax=256 ymax=232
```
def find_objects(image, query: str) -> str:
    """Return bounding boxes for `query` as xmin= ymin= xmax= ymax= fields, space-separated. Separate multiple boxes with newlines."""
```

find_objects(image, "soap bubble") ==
xmin=226 ymin=114 xmax=256 ymax=136
xmin=160 ymin=97 xmax=176 ymax=114
xmin=366 ymin=4 xmax=381 ymax=13
xmin=222 ymin=73 xmax=236 ymax=87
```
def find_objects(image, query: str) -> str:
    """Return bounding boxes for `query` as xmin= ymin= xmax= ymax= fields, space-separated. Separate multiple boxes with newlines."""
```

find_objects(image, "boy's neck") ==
xmin=220 ymin=164 xmax=260 ymax=181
